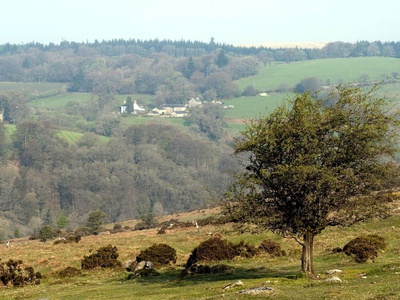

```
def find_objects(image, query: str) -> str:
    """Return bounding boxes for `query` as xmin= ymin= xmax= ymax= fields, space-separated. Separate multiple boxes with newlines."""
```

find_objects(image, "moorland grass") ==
xmin=1 ymin=210 xmax=400 ymax=299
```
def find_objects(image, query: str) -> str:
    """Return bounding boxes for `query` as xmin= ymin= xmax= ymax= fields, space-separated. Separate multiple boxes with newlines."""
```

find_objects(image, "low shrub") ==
xmin=53 ymin=233 xmax=82 ymax=245
xmin=56 ymin=266 xmax=82 ymax=277
xmin=113 ymin=224 xmax=122 ymax=230
xmin=133 ymin=221 xmax=152 ymax=231
xmin=185 ymin=237 xmax=237 ymax=268
xmin=235 ymin=240 xmax=259 ymax=258
xmin=73 ymin=227 xmax=92 ymax=237
xmin=0 ymin=259 xmax=41 ymax=286
xmin=343 ymin=235 xmax=386 ymax=263
xmin=259 ymin=239 xmax=286 ymax=257
xmin=136 ymin=243 xmax=177 ymax=267
xmin=81 ymin=244 xmax=122 ymax=269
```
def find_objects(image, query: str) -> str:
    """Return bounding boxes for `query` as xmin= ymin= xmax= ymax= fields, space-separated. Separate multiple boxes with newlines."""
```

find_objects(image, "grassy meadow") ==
xmin=236 ymin=57 xmax=400 ymax=92
xmin=28 ymin=93 xmax=93 ymax=109
xmin=0 ymin=82 xmax=66 ymax=94
xmin=1 ymin=209 xmax=400 ymax=299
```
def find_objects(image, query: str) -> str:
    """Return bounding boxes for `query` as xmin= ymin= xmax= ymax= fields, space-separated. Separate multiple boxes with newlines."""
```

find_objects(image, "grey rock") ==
xmin=324 ymin=276 xmax=342 ymax=283
xmin=325 ymin=269 xmax=343 ymax=275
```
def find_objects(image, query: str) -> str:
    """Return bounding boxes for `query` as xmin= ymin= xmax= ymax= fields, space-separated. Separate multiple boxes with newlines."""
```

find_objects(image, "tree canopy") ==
xmin=225 ymin=85 xmax=400 ymax=276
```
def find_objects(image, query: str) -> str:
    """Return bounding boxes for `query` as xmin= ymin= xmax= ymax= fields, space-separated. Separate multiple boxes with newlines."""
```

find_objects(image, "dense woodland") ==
xmin=0 ymin=120 xmax=238 ymax=239
xmin=0 ymin=38 xmax=399 ymax=239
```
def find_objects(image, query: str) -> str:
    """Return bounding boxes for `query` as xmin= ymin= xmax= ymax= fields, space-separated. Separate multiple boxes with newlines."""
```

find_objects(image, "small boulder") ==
xmin=325 ymin=269 xmax=343 ymax=275
xmin=134 ymin=261 xmax=153 ymax=272
xmin=223 ymin=280 xmax=243 ymax=290
xmin=238 ymin=287 xmax=273 ymax=295
xmin=123 ymin=260 xmax=135 ymax=272
xmin=324 ymin=276 xmax=342 ymax=283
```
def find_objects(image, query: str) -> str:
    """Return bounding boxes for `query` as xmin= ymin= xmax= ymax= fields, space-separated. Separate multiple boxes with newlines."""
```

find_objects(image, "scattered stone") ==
xmin=325 ymin=269 xmax=343 ymax=275
xmin=134 ymin=260 xmax=153 ymax=272
xmin=223 ymin=280 xmax=243 ymax=290
xmin=324 ymin=276 xmax=342 ymax=283
xmin=123 ymin=260 xmax=136 ymax=272
xmin=128 ymin=268 xmax=160 ymax=278
xmin=127 ymin=260 xmax=159 ymax=278
xmin=238 ymin=287 xmax=273 ymax=295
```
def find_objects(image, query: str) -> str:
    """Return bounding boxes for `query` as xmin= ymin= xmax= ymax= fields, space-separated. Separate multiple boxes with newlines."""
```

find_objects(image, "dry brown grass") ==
xmin=0 ymin=208 xmax=227 ymax=277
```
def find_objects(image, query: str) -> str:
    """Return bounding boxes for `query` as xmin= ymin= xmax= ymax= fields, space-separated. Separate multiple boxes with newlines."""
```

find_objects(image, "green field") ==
xmin=0 ymin=82 xmax=66 ymax=93
xmin=237 ymin=57 xmax=400 ymax=92
xmin=57 ymin=130 xmax=85 ymax=143
xmin=29 ymin=92 xmax=93 ymax=109
xmin=28 ymin=93 xmax=154 ymax=110
xmin=223 ymin=93 xmax=292 ymax=119
xmin=57 ymin=130 xmax=110 ymax=143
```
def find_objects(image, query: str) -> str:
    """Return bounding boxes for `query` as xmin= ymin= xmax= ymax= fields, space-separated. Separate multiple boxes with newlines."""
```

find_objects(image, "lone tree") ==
xmin=225 ymin=85 xmax=399 ymax=276
xmin=86 ymin=210 xmax=108 ymax=234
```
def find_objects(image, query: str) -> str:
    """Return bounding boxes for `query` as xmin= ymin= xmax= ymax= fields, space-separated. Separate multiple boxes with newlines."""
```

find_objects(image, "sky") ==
xmin=1 ymin=0 xmax=399 ymax=46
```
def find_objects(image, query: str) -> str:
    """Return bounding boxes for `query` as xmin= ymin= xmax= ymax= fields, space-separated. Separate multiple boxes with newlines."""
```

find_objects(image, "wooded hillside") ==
xmin=0 ymin=38 xmax=399 ymax=239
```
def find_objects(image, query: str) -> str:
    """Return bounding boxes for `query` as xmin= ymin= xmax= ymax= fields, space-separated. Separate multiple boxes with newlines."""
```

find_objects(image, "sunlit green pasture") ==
xmin=223 ymin=93 xmax=292 ymax=120
xmin=57 ymin=130 xmax=84 ymax=143
xmin=237 ymin=57 xmax=400 ymax=92
xmin=0 ymin=81 xmax=66 ymax=94
xmin=28 ymin=92 xmax=93 ymax=109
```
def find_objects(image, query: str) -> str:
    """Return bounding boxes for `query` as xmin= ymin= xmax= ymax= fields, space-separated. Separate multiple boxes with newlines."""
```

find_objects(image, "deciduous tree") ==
xmin=225 ymin=85 xmax=399 ymax=276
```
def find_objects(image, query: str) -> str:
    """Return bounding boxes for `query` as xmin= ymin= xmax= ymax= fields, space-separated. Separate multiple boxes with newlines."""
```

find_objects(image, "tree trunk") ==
xmin=301 ymin=232 xmax=315 ymax=277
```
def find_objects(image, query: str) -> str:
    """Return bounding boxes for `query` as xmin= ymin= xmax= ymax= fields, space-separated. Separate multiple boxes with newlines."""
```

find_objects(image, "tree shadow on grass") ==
xmin=128 ymin=265 xmax=303 ymax=287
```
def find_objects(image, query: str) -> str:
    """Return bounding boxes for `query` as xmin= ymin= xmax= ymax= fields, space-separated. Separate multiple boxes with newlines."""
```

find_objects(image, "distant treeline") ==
xmin=1 ymin=38 xmax=400 ymax=59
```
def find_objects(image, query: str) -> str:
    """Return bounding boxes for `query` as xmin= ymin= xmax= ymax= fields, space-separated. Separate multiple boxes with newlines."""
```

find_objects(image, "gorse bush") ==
xmin=53 ymin=232 xmax=82 ymax=245
xmin=259 ymin=239 xmax=286 ymax=257
xmin=235 ymin=240 xmax=259 ymax=258
xmin=185 ymin=237 xmax=237 ymax=268
xmin=343 ymin=235 xmax=386 ymax=263
xmin=185 ymin=237 xmax=268 ymax=269
xmin=136 ymin=244 xmax=177 ymax=267
xmin=81 ymin=245 xmax=121 ymax=269
xmin=0 ymin=259 xmax=41 ymax=286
